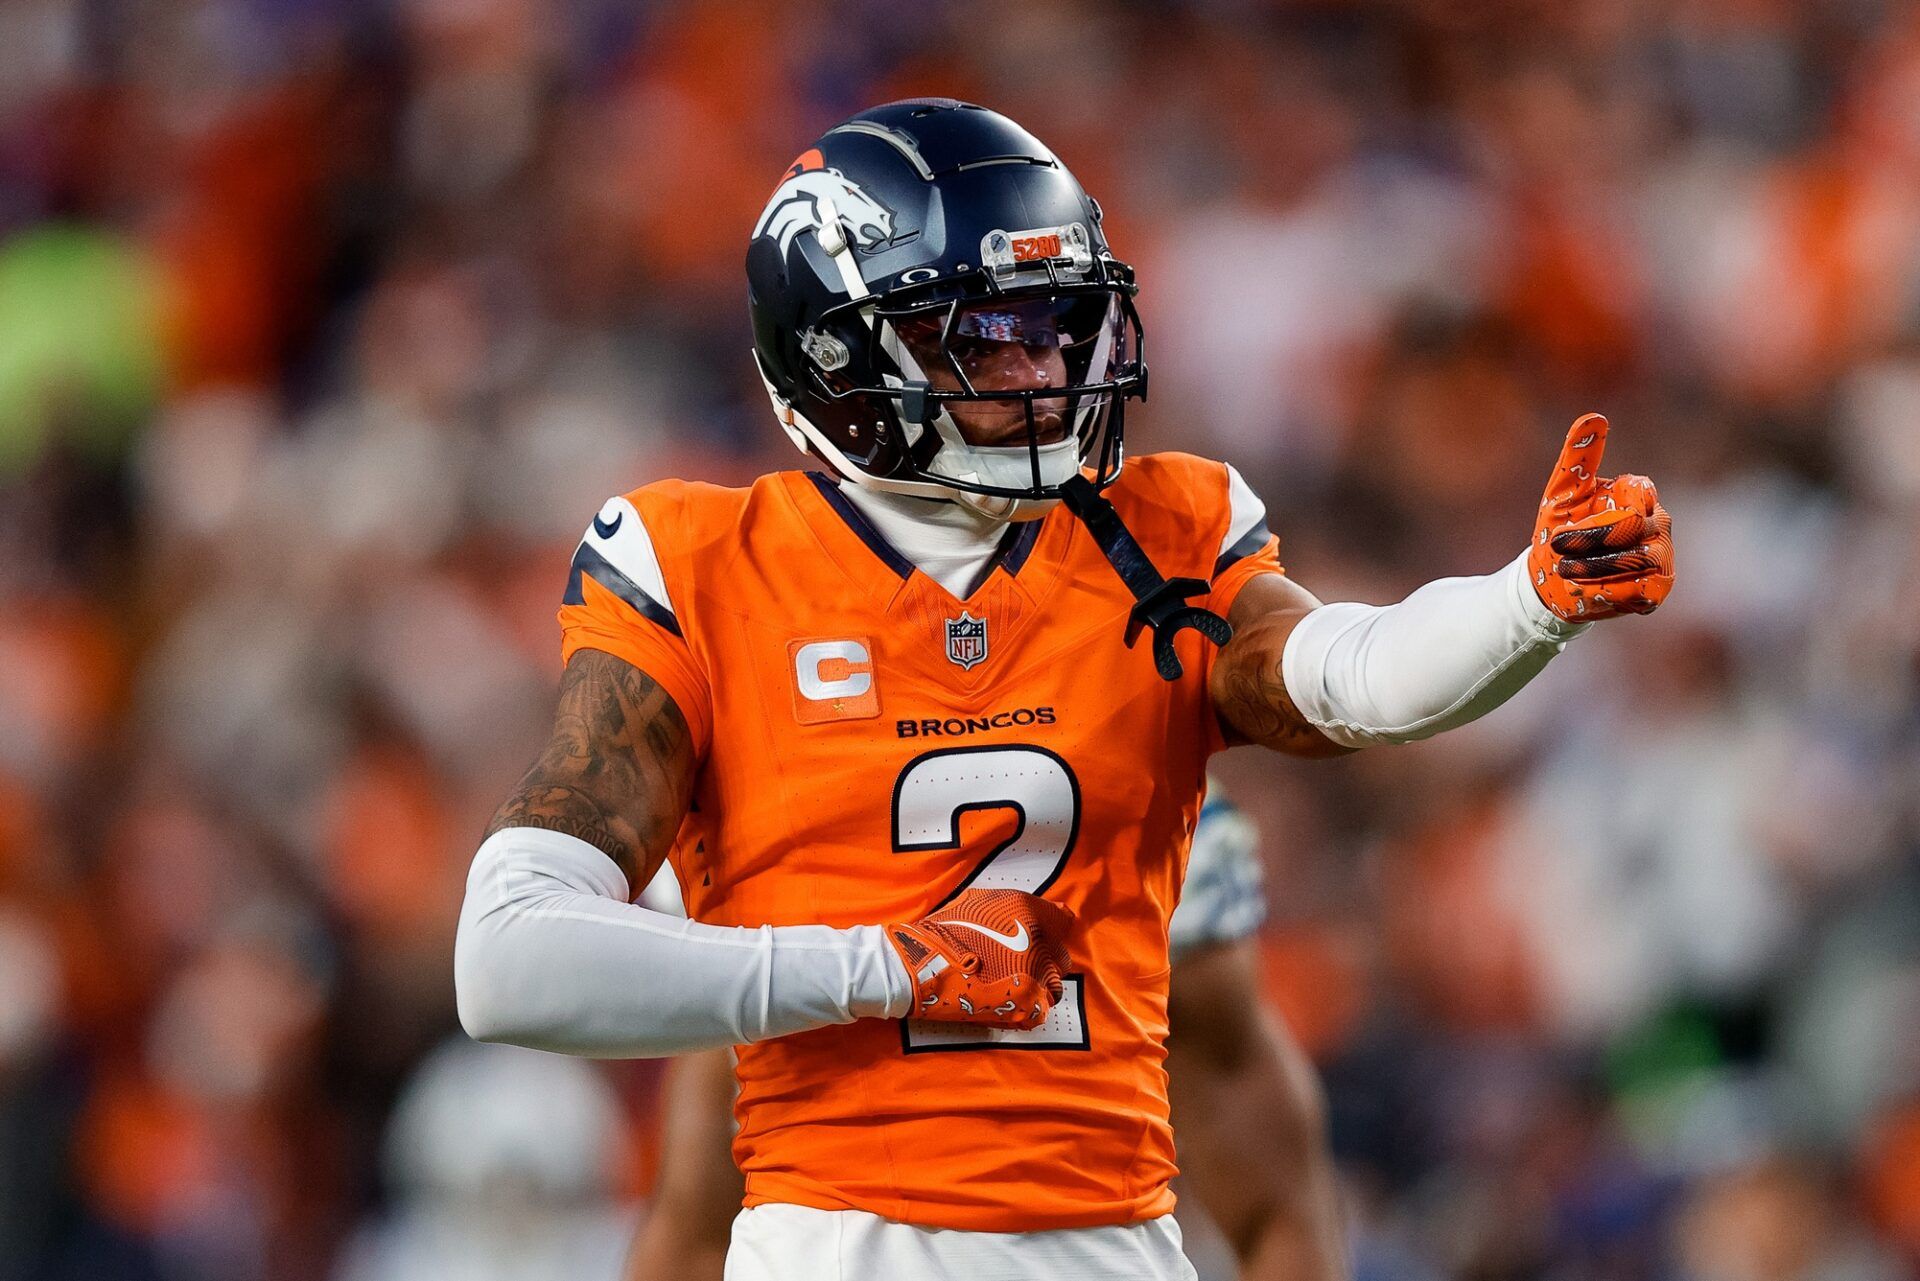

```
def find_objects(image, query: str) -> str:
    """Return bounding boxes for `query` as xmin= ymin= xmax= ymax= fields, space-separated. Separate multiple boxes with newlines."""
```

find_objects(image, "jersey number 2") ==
xmin=891 ymin=745 xmax=1089 ymax=1052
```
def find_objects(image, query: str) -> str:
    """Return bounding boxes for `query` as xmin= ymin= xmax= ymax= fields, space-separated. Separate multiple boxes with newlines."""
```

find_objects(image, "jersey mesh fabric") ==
xmin=558 ymin=453 xmax=1284 ymax=1232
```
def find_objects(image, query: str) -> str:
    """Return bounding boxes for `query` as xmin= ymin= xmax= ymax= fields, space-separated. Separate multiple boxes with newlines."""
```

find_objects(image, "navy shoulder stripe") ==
xmin=564 ymin=543 xmax=682 ymax=637
xmin=1212 ymin=519 xmax=1272 ymax=576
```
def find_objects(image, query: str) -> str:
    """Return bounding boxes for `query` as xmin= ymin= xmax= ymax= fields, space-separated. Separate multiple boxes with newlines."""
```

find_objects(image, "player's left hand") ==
xmin=1529 ymin=413 xmax=1675 ymax=622
xmin=887 ymin=889 xmax=1073 ymax=1030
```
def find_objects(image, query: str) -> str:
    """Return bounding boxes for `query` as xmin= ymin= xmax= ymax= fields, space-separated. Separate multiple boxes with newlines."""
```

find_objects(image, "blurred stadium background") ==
xmin=3 ymin=0 xmax=1920 ymax=1278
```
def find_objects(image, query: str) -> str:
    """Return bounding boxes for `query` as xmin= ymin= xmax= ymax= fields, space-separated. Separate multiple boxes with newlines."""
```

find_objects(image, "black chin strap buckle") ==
xmin=1058 ymin=476 xmax=1234 ymax=682
xmin=1122 ymin=577 xmax=1236 ymax=681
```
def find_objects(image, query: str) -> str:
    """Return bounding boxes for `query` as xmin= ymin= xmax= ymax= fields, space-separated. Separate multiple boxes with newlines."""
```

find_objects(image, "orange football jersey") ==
xmin=556 ymin=452 xmax=1282 ymax=1232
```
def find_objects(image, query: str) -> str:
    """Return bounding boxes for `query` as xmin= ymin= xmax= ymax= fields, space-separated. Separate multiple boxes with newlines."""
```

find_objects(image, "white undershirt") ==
xmin=835 ymin=480 xmax=1008 ymax=596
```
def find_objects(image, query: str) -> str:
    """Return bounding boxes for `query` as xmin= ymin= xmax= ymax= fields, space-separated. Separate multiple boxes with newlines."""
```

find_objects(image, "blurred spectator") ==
xmin=1674 ymin=1156 xmax=1901 ymax=1281
xmin=332 ymin=1040 xmax=634 ymax=1281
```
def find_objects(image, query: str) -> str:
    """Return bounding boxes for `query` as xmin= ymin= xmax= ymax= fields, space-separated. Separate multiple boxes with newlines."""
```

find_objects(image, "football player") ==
xmin=622 ymin=790 xmax=1347 ymax=1281
xmin=454 ymin=99 xmax=1674 ymax=1280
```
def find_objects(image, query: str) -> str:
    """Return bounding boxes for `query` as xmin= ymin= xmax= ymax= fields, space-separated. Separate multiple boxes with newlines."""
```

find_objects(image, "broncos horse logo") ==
xmin=754 ymin=148 xmax=897 ymax=259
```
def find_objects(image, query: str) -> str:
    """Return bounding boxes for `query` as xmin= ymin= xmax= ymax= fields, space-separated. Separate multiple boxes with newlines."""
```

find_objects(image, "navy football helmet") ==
xmin=746 ymin=99 xmax=1146 ymax=521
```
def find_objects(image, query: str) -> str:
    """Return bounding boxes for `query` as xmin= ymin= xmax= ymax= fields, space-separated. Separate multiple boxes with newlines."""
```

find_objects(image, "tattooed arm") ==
xmin=454 ymin=649 xmax=911 ymax=1057
xmin=485 ymin=648 xmax=696 ymax=889
xmin=1210 ymin=574 xmax=1354 ymax=757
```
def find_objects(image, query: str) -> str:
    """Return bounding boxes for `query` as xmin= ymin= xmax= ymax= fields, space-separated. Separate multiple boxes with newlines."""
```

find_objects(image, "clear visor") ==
xmin=890 ymin=294 xmax=1125 ymax=448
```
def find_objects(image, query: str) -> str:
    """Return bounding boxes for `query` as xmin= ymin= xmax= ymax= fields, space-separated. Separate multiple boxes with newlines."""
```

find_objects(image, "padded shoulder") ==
xmin=621 ymin=477 xmax=756 ymax=563
xmin=614 ymin=473 xmax=825 ymax=631
xmin=1099 ymin=452 xmax=1238 ymax=580
xmin=625 ymin=474 xmax=812 ymax=594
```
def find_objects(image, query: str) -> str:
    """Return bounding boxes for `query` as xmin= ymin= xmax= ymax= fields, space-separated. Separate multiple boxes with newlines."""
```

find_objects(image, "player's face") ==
xmin=893 ymin=296 xmax=1118 ymax=448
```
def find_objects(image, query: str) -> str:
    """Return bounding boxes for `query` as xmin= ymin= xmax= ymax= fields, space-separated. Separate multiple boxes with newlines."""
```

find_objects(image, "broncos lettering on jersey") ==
xmin=557 ymin=453 xmax=1282 ymax=1233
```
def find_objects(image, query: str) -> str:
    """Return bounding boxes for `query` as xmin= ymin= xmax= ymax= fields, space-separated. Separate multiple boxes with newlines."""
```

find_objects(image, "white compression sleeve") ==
xmin=1280 ymin=551 xmax=1588 ymax=749
xmin=454 ymin=827 xmax=912 ymax=1057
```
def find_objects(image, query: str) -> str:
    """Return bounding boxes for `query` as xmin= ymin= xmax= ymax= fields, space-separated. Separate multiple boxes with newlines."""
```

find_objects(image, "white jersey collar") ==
xmin=833 ymin=480 xmax=1008 ymax=598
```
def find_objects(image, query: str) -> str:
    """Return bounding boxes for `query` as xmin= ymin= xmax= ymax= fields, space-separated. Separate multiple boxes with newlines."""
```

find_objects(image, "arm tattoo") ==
xmin=1211 ymin=614 xmax=1353 ymax=758
xmin=486 ymin=650 xmax=697 ymax=884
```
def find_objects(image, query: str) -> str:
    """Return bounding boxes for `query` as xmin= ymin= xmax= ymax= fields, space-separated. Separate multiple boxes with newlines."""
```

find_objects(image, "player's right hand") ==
xmin=886 ymin=889 xmax=1073 ymax=1029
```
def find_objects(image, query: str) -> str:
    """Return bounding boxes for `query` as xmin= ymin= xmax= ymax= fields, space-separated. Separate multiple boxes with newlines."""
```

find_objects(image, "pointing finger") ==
xmin=1542 ymin=413 xmax=1609 ymax=513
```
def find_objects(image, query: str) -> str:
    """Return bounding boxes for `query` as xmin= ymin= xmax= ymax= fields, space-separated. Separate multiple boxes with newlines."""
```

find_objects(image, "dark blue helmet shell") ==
xmin=746 ymin=99 xmax=1145 ymax=502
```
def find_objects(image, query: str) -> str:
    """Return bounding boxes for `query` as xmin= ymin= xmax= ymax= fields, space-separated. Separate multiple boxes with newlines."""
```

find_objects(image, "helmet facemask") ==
xmin=795 ymin=264 xmax=1142 ymax=521
xmin=875 ymin=291 xmax=1129 ymax=519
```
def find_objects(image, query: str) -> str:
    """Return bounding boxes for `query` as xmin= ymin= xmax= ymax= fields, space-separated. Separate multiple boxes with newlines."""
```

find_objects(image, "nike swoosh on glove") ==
xmin=1530 ymin=413 xmax=1676 ymax=622
xmin=886 ymin=889 xmax=1073 ymax=1029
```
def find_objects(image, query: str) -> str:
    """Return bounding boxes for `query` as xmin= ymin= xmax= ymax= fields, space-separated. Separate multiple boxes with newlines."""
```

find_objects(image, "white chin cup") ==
xmin=946 ymin=435 xmax=1079 ymax=489
xmin=941 ymin=436 xmax=1078 ymax=522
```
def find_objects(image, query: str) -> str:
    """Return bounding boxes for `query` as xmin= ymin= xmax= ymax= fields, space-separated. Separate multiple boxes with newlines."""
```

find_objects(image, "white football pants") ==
xmin=723 ymin=1203 xmax=1198 ymax=1281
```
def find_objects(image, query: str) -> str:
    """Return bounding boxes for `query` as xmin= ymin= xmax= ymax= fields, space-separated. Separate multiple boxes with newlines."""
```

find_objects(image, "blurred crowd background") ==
xmin=3 ymin=0 xmax=1920 ymax=1278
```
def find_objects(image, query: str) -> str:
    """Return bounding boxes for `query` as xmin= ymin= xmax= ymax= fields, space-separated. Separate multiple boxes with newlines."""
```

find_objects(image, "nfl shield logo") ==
xmin=945 ymin=611 xmax=989 ymax=671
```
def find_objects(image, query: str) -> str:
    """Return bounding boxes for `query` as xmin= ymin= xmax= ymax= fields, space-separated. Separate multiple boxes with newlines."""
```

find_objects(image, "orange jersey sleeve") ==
xmin=556 ymin=489 xmax=716 ymax=758
xmin=1099 ymin=452 xmax=1286 ymax=613
xmin=1099 ymin=452 xmax=1286 ymax=757
xmin=1205 ymin=459 xmax=1285 ymax=615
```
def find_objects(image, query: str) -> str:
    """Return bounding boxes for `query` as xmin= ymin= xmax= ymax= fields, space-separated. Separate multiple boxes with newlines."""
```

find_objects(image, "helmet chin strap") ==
xmin=877 ymin=321 xmax=1082 ymax=523
xmin=1056 ymin=475 xmax=1234 ymax=682
xmin=811 ymin=193 xmax=873 ymax=302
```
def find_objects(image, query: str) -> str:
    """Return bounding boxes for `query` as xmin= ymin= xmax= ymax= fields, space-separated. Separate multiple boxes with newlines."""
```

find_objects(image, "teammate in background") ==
xmin=455 ymin=99 xmax=1674 ymax=1279
xmin=623 ymin=790 xmax=1347 ymax=1281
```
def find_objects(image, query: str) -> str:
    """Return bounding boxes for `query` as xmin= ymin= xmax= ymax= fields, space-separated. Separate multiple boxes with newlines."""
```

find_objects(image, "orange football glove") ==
xmin=1530 ymin=413 xmax=1675 ymax=622
xmin=886 ymin=889 xmax=1073 ymax=1029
